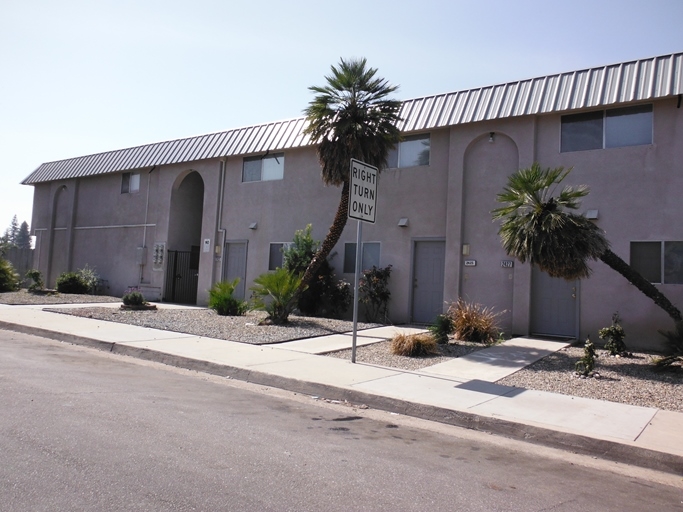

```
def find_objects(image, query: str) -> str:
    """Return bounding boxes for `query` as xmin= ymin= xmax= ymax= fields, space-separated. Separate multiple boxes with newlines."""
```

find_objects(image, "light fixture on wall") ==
xmin=489 ymin=132 xmax=495 ymax=143
xmin=585 ymin=209 xmax=599 ymax=220
xmin=398 ymin=217 xmax=409 ymax=227
xmin=248 ymin=222 xmax=258 ymax=230
xmin=462 ymin=243 xmax=470 ymax=256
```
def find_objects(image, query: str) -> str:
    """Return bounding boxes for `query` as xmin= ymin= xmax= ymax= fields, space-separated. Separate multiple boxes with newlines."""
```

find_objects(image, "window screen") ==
xmin=630 ymin=242 xmax=661 ymax=283
xmin=605 ymin=105 xmax=653 ymax=148
xmin=343 ymin=242 xmax=380 ymax=273
xmin=561 ymin=111 xmax=603 ymax=152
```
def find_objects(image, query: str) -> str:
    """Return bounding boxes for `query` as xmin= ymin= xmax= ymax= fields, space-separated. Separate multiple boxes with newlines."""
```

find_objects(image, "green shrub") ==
xmin=448 ymin=298 xmax=502 ymax=344
xmin=56 ymin=271 xmax=90 ymax=294
xmin=391 ymin=333 xmax=438 ymax=357
xmin=282 ymin=224 xmax=351 ymax=318
xmin=250 ymin=268 xmax=303 ymax=324
xmin=598 ymin=312 xmax=628 ymax=356
xmin=575 ymin=336 xmax=597 ymax=376
xmin=209 ymin=279 xmax=248 ymax=316
xmin=0 ymin=258 xmax=20 ymax=292
xmin=122 ymin=290 xmax=145 ymax=306
xmin=359 ymin=265 xmax=392 ymax=324
xmin=428 ymin=313 xmax=453 ymax=344
xmin=25 ymin=269 xmax=44 ymax=292
xmin=77 ymin=264 xmax=100 ymax=294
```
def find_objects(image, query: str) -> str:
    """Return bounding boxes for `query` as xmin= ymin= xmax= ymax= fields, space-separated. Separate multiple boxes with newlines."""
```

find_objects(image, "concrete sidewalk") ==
xmin=0 ymin=303 xmax=681 ymax=475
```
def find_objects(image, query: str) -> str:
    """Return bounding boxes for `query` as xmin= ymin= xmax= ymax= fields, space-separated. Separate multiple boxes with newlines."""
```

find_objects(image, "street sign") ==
xmin=348 ymin=159 xmax=378 ymax=223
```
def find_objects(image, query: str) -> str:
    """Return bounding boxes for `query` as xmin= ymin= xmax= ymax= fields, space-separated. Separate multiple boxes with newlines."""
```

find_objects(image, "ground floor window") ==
xmin=343 ymin=242 xmax=380 ymax=273
xmin=630 ymin=241 xmax=683 ymax=284
xmin=268 ymin=242 xmax=292 ymax=270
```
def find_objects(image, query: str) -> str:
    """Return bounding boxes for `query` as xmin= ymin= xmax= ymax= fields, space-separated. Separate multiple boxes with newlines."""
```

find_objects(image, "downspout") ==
xmin=139 ymin=166 xmax=156 ymax=285
xmin=214 ymin=158 xmax=227 ymax=284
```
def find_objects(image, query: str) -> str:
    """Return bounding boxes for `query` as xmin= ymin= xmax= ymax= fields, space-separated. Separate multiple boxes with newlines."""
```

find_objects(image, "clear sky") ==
xmin=1 ymin=0 xmax=681 ymax=233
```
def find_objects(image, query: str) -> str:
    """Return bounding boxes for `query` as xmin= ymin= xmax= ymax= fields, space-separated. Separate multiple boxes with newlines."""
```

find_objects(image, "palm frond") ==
xmin=492 ymin=164 xmax=608 ymax=280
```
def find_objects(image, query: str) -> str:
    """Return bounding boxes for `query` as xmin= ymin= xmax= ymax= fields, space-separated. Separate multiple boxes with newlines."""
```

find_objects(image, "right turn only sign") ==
xmin=348 ymin=159 xmax=378 ymax=223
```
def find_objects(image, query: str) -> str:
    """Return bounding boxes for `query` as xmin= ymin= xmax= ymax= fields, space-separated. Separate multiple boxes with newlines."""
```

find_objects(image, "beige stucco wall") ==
xmin=26 ymin=96 xmax=683 ymax=351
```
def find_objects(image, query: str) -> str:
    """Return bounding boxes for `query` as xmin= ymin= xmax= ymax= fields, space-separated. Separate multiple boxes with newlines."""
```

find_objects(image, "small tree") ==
xmin=282 ymin=225 xmax=351 ymax=318
xmin=300 ymin=58 xmax=402 ymax=292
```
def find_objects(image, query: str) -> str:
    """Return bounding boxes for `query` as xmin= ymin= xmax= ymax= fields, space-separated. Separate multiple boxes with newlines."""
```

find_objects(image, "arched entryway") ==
xmin=460 ymin=133 xmax=519 ymax=335
xmin=164 ymin=171 xmax=204 ymax=304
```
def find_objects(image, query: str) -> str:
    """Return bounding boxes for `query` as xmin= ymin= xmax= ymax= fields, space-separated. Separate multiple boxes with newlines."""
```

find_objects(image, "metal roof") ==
xmin=23 ymin=51 xmax=683 ymax=185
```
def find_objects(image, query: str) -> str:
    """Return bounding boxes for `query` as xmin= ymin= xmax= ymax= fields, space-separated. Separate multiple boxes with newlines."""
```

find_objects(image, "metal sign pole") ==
xmin=351 ymin=219 xmax=362 ymax=363
xmin=348 ymin=158 xmax=377 ymax=364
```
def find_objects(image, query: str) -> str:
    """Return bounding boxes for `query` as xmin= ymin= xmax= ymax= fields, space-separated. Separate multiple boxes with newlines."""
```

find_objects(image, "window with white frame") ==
xmin=343 ymin=242 xmax=380 ymax=273
xmin=121 ymin=172 xmax=140 ymax=193
xmin=561 ymin=104 xmax=652 ymax=152
xmin=243 ymin=153 xmax=284 ymax=182
xmin=630 ymin=241 xmax=683 ymax=284
xmin=387 ymin=134 xmax=430 ymax=168
xmin=268 ymin=242 xmax=292 ymax=271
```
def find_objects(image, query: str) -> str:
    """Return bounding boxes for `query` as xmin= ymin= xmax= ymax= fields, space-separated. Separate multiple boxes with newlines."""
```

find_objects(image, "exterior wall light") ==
xmin=489 ymin=132 xmax=495 ymax=143
xmin=398 ymin=217 xmax=409 ymax=227
xmin=585 ymin=210 xmax=599 ymax=220
xmin=462 ymin=243 xmax=470 ymax=256
xmin=248 ymin=222 xmax=258 ymax=230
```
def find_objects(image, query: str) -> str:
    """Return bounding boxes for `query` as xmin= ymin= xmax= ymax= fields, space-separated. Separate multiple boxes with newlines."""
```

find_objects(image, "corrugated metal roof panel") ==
xmin=23 ymin=51 xmax=683 ymax=185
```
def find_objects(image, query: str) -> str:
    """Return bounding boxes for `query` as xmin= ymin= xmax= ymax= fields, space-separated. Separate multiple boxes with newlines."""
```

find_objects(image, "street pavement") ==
xmin=0 ymin=302 xmax=681 ymax=476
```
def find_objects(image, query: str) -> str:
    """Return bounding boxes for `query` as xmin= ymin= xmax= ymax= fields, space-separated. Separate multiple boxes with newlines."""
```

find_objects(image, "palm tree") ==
xmin=299 ymin=58 xmax=402 ymax=289
xmin=491 ymin=163 xmax=682 ymax=324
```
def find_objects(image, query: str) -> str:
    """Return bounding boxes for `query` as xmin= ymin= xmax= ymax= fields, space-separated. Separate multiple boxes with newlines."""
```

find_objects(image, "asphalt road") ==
xmin=1 ymin=330 xmax=681 ymax=511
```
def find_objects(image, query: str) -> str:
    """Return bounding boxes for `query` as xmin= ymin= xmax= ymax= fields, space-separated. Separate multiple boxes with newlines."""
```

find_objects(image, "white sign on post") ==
xmin=349 ymin=159 xmax=378 ymax=224
xmin=348 ymin=159 xmax=379 ymax=364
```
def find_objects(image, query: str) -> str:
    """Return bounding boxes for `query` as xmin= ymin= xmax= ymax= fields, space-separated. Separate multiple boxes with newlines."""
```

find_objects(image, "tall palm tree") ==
xmin=492 ymin=163 xmax=682 ymax=324
xmin=299 ymin=58 xmax=402 ymax=289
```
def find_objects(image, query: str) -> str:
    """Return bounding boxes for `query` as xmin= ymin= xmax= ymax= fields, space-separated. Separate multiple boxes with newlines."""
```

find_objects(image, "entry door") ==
xmin=164 ymin=250 xmax=199 ymax=304
xmin=530 ymin=266 xmax=577 ymax=338
xmin=412 ymin=240 xmax=446 ymax=324
xmin=223 ymin=242 xmax=248 ymax=300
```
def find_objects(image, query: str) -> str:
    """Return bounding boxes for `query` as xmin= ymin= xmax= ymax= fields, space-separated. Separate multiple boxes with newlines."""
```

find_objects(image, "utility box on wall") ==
xmin=152 ymin=243 xmax=166 ymax=271
xmin=136 ymin=246 xmax=147 ymax=265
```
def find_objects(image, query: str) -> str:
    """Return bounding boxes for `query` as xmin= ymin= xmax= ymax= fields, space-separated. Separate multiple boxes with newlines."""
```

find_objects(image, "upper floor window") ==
xmin=387 ymin=134 xmax=430 ymax=168
xmin=343 ymin=242 xmax=380 ymax=273
xmin=243 ymin=153 xmax=284 ymax=182
xmin=561 ymin=104 xmax=652 ymax=152
xmin=630 ymin=241 xmax=683 ymax=284
xmin=121 ymin=172 xmax=140 ymax=193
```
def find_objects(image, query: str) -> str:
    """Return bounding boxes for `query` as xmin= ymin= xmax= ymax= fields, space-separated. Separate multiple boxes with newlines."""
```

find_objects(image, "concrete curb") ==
xmin=3 ymin=320 xmax=682 ymax=476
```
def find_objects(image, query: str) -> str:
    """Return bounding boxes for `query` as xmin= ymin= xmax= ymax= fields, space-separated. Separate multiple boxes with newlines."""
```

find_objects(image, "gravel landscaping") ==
xmin=46 ymin=307 xmax=380 ymax=345
xmin=0 ymin=289 xmax=121 ymax=305
xmin=2 ymin=290 xmax=681 ymax=413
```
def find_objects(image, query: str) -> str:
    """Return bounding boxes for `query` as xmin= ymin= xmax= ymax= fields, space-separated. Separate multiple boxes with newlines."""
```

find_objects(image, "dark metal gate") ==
xmin=164 ymin=249 xmax=199 ymax=304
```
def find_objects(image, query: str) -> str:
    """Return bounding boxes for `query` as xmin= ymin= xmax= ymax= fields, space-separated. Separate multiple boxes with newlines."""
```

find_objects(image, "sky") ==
xmin=1 ymin=0 xmax=681 ymax=233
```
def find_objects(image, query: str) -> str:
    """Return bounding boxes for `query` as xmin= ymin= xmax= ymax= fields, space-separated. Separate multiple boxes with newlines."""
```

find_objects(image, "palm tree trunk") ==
xmin=300 ymin=180 xmax=350 ymax=290
xmin=599 ymin=248 xmax=682 ymax=323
